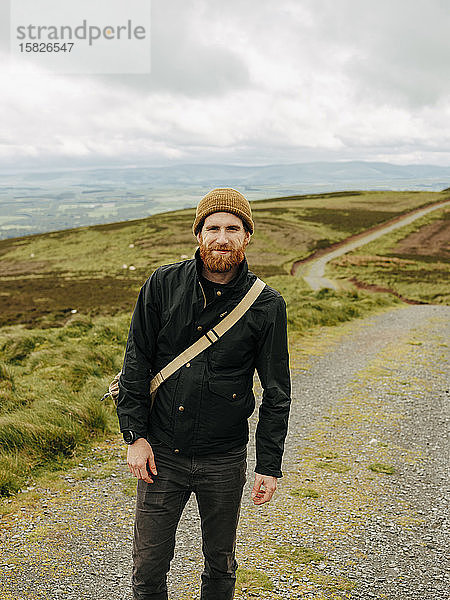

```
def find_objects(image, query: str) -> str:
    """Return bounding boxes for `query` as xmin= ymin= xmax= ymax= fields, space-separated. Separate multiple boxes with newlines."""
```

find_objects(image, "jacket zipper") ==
xmin=198 ymin=279 xmax=207 ymax=309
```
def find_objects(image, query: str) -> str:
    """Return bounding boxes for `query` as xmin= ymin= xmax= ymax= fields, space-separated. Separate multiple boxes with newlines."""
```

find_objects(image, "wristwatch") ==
xmin=122 ymin=430 xmax=144 ymax=445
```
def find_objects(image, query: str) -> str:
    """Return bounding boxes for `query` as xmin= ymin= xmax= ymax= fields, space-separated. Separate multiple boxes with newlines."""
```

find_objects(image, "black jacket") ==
xmin=116 ymin=249 xmax=291 ymax=477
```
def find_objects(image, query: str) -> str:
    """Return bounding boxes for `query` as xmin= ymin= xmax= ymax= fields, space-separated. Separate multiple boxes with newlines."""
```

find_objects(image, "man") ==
xmin=116 ymin=187 xmax=291 ymax=600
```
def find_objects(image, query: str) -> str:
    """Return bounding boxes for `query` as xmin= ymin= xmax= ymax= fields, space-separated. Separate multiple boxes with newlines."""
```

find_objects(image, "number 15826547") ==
xmin=19 ymin=42 xmax=74 ymax=52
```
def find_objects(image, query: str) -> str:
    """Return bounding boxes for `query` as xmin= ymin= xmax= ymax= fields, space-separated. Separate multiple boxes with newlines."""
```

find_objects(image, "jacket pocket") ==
xmin=208 ymin=377 xmax=250 ymax=402
xmin=205 ymin=377 xmax=255 ymax=437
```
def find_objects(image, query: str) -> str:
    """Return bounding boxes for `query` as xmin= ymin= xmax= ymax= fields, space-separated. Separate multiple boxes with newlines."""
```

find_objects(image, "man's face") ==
xmin=197 ymin=212 xmax=250 ymax=273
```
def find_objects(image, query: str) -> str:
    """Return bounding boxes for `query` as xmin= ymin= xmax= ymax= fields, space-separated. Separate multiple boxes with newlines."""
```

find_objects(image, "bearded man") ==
xmin=116 ymin=188 xmax=291 ymax=600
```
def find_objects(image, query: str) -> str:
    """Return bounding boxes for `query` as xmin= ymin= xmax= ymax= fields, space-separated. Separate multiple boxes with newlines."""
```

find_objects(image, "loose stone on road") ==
xmin=0 ymin=305 xmax=448 ymax=600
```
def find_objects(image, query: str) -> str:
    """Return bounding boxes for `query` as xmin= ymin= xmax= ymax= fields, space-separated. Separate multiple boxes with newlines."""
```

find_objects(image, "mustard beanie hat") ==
xmin=193 ymin=188 xmax=254 ymax=235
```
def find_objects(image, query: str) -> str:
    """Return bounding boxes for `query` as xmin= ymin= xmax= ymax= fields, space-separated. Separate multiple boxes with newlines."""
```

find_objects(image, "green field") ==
xmin=0 ymin=189 xmax=447 ymax=496
xmin=327 ymin=204 xmax=449 ymax=304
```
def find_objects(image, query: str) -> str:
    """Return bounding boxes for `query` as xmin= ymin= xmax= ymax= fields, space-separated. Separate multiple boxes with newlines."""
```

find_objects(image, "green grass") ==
xmin=1 ymin=191 xmax=441 ymax=277
xmin=291 ymin=487 xmax=320 ymax=498
xmin=275 ymin=545 xmax=325 ymax=564
xmin=318 ymin=450 xmax=339 ymax=459
xmin=235 ymin=567 xmax=274 ymax=593
xmin=0 ymin=190 xmax=444 ymax=329
xmin=315 ymin=460 xmax=351 ymax=474
xmin=268 ymin=278 xmax=399 ymax=336
xmin=368 ymin=463 xmax=395 ymax=474
xmin=305 ymin=572 xmax=356 ymax=591
xmin=0 ymin=314 xmax=126 ymax=495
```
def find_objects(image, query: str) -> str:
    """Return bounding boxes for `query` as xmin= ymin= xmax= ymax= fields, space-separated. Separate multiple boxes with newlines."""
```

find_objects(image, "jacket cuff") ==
xmin=118 ymin=415 xmax=147 ymax=438
xmin=255 ymin=465 xmax=282 ymax=478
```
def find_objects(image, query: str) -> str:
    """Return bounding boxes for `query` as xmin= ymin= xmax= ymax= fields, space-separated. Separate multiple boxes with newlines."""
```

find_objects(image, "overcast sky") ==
xmin=1 ymin=0 xmax=449 ymax=170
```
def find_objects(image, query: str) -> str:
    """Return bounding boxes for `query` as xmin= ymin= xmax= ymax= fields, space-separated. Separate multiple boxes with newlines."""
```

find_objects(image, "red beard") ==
xmin=199 ymin=239 xmax=246 ymax=273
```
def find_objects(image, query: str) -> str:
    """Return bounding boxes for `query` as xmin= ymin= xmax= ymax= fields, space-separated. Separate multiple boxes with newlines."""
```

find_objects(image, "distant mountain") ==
xmin=1 ymin=161 xmax=449 ymax=239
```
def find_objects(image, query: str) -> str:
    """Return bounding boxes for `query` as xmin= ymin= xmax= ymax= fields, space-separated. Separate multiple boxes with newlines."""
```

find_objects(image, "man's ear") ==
xmin=196 ymin=231 xmax=202 ymax=245
xmin=244 ymin=231 xmax=251 ymax=245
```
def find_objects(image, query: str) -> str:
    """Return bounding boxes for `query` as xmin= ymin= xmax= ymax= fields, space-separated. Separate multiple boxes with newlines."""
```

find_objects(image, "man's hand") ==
xmin=251 ymin=473 xmax=277 ymax=505
xmin=127 ymin=438 xmax=157 ymax=484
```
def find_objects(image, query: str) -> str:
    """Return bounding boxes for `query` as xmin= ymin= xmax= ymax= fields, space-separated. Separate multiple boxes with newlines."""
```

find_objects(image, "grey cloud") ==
xmin=308 ymin=0 xmax=450 ymax=107
xmin=1 ymin=0 xmax=449 ymax=169
xmin=98 ymin=0 xmax=251 ymax=97
xmin=0 ymin=0 xmax=10 ymax=53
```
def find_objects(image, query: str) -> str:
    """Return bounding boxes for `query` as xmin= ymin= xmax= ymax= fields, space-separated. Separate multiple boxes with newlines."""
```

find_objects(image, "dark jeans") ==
xmin=132 ymin=441 xmax=247 ymax=600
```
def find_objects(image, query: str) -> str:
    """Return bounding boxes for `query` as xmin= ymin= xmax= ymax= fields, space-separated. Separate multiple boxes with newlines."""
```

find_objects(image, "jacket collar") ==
xmin=194 ymin=247 xmax=250 ymax=295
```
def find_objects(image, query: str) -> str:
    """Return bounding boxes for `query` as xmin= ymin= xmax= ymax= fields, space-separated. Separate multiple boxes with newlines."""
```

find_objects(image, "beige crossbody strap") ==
xmin=149 ymin=277 xmax=265 ymax=401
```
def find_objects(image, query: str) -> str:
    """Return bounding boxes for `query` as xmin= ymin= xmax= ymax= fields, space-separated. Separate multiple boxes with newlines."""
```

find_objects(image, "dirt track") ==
xmin=294 ymin=199 xmax=450 ymax=291
xmin=1 ymin=304 xmax=448 ymax=600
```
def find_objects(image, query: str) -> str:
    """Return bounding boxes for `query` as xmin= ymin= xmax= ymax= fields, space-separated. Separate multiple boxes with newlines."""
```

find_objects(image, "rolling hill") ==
xmin=0 ymin=189 xmax=448 ymax=496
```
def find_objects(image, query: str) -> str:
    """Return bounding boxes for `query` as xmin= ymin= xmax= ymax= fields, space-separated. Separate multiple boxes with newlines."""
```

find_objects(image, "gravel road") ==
xmin=1 ymin=304 xmax=449 ymax=600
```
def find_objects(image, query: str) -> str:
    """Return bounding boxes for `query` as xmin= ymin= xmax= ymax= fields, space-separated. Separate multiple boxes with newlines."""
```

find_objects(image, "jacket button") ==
xmin=197 ymin=326 xmax=203 ymax=331
xmin=216 ymin=290 xmax=222 ymax=296
xmin=186 ymin=362 xmax=191 ymax=368
xmin=178 ymin=405 xmax=185 ymax=412
xmin=174 ymin=448 xmax=180 ymax=454
xmin=232 ymin=393 xmax=237 ymax=399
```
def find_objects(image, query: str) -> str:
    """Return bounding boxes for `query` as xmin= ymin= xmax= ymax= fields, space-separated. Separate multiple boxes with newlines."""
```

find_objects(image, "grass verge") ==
xmin=0 ymin=314 xmax=126 ymax=495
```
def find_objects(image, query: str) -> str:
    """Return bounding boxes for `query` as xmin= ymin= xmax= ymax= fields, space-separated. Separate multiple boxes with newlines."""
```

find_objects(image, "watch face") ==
xmin=123 ymin=430 xmax=135 ymax=444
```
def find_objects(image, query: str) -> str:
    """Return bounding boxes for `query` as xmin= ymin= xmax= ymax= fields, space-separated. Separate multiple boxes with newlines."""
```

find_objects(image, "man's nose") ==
xmin=216 ymin=229 xmax=228 ymax=244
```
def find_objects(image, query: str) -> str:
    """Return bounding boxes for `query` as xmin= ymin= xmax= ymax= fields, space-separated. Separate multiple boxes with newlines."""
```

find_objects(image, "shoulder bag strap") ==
xmin=149 ymin=277 xmax=265 ymax=403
